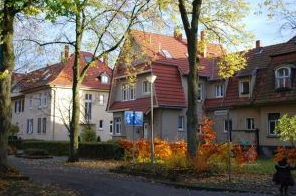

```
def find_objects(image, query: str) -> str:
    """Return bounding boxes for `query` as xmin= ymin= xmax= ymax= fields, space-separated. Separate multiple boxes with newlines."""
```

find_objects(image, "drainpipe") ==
xmin=52 ymin=87 xmax=56 ymax=141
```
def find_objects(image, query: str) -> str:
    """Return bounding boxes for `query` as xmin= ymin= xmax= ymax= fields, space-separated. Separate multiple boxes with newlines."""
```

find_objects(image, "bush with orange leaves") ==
xmin=273 ymin=146 xmax=296 ymax=165
xmin=119 ymin=117 xmax=258 ymax=172
xmin=192 ymin=117 xmax=258 ymax=172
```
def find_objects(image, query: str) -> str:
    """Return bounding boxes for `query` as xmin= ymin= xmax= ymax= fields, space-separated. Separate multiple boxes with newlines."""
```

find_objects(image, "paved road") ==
xmin=8 ymin=156 xmax=272 ymax=196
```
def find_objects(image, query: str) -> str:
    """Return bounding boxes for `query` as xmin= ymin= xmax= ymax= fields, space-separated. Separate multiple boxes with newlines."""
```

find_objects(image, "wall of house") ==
xmin=11 ymin=87 xmax=112 ymax=141
xmin=206 ymin=105 xmax=296 ymax=148
xmin=155 ymin=108 xmax=187 ymax=141
xmin=11 ymin=88 xmax=53 ymax=140
xmin=205 ymin=81 xmax=225 ymax=99
xmin=52 ymin=87 xmax=113 ymax=141
xmin=111 ymin=72 xmax=154 ymax=103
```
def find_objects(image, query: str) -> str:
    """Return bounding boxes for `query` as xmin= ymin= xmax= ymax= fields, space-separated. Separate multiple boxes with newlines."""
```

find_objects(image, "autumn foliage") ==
xmin=192 ymin=117 xmax=258 ymax=172
xmin=119 ymin=117 xmax=258 ymax=172
xmin=273 ymin=147 xmax=296 ymax=165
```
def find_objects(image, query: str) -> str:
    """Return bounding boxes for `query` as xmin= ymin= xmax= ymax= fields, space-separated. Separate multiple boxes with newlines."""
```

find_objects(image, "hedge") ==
xmin=8 ymin=140 xmax=23 ymax=149
xmin=78 ymin=142 xmax=124 ymax=160
xmin=22 ymin=141 xmax=69 ymax=156
xmin=11 ymin=140 xmax=124 ymax=159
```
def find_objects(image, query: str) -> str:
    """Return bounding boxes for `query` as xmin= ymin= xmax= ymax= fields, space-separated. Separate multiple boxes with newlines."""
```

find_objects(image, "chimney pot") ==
xmin=64 ymin=45 xmax=70 ymax=59
xmin=256 ymin=40 xmax=261 ymax=48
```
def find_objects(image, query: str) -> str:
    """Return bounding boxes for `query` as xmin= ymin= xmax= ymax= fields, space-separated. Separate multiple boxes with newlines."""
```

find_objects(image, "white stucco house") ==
xmin=11 ymin=47 xmax=113 ymax=141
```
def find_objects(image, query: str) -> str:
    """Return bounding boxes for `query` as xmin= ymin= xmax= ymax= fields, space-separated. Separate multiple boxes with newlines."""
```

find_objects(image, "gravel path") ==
xmin=8 ymin=156 xmax=273 ymax=196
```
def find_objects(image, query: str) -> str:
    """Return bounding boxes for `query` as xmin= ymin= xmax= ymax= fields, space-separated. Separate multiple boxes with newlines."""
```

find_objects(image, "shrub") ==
xmin=9 ymin=124 xmax=19 ymax=136
xmin=78 ymin=142 xmax=124 ymax=160
xmin=22 ymin=141 xmax=69 ymax=156
xmin=8 ymin=139 xmax=23 ymax=149
xmin=24 ymin=149 xmax=49 ymax=156
xmin=81 ymin=128 xmax=96 ymax=142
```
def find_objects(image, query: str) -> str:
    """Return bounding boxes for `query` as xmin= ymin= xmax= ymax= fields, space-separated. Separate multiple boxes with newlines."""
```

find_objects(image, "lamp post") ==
xmin=146 ymin=74 xmax=157 ymax=165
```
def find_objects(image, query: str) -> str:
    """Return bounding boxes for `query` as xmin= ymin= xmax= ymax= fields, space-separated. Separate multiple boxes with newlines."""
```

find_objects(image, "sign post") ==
xmin=214 ymin=109 xmax=231 ymax=182
xmin=124 ymin=111 xmax=143 ymax=163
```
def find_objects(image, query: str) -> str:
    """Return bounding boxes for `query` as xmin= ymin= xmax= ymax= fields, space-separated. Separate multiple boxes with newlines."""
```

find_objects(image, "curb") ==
xmin=111 ymin=169 xmax=275 ymax=195
xmin=155 ymin=180 xmax=276 ymax=195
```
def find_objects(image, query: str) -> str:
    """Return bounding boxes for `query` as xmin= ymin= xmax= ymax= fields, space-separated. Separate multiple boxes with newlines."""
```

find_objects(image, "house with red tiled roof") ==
xmin=107 ymin=29 xmax=296 ymax=155
xmin=204 ymin=37 xmax=296 ymax=155
xmin=107 ymin=30 xmax=223 ymax=141
xmin=11 ymin=46 xmax=113 ymax=141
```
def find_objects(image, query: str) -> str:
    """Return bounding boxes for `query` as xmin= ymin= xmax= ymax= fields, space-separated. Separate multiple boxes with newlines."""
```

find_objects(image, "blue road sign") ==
xmin=124 ymin=111 xmax=143 ymax=126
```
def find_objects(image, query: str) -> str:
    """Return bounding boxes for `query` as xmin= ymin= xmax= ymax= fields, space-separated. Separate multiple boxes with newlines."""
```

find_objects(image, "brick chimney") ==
xmin=174 ymin=27 xmax=182 ymax=42
xmin=64 ymin=45 xmax=70 ymax=59
xmin=256 ymin=40 xmax=261 ymax=49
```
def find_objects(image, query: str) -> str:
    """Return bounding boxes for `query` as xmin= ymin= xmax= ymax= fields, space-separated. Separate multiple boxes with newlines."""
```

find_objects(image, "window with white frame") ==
xmin=38 ymin=94 xmax=42 ymax=108
xmin=198 ymin=84 xmax=203 ymax=101
xmin=122 ymin=84 xmax=129 ymax=101
xmin=142 ymin=81 xmax=151 ymax=94
xmin=99 ymin=95 xmax=104 ymax=105
xmin=268 ymin=113 xmax=280 ymax=136
xmin=101 ymin=75 xmax=109 ymax=84
xmin=130 ymin=85 xmax=136 ymax=100
xmin=42 ymin=118 xmax=47 ymax=133
xmin=85 ymin=94 xmax=92 ymax=121
xmin=15 ymin=99 xmax=24 ymax=113
xmin=27 ymin=119 xmax=33 ymax=134
xmin=37 ymin=118 xmax=42 ymax=134
xmin=224 ymin=120 xmax=232 ymax=132
xmin=42 ymin=93 xmax=47 ymax=107
xmin=99 ymin=120 xmax=103 ymax=130
xmin=29 ymin=98 xmax=33 ymax=109
xmin=178 ymin=116 xmax=184 ymax=131
xmin=275 ymin=67 xmax=291 ymax=89
xmin=240 ymin=80 xmax=250 ymax=95
xmin=114 ymin=118 xmax=121 ymax=135
xmin=110 ymin=120 xmax=113 ymax=134
xmin=246 ymin=118 xmax=255 ymax=130
xmin=215 ymin=84 xmax=224 ymax=98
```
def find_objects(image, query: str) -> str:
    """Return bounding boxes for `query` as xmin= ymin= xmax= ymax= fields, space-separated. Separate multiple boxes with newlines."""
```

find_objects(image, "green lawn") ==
xmin=235 ymin=158 xmax=296 ymax=177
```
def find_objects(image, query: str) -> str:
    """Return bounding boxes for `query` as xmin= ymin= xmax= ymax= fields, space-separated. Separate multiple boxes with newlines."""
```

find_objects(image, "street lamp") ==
xmin=146 ymin=74 xmax=157 ymax=165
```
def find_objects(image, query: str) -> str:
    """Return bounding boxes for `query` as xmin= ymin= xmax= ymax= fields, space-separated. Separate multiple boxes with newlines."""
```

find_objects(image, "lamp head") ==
xmin=146 ymin=74 xmax=157 ymax=83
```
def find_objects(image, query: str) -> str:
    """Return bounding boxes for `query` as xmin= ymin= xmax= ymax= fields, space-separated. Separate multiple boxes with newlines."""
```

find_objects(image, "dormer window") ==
xmin=101 ymin=75 xmax=109 ymax=84
xmin=275 ymin=67 xmax=291 ymax=89
xmin=161 ymin=49 xmax=173 ymax=58
xmin=215 ymin=84 xmax=224 ymax=98
xmin=239 ymin=80 xmax=250 ymax=95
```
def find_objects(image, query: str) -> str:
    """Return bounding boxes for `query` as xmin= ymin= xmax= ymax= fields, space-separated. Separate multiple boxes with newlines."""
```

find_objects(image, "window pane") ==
xmin=42 ymin=118 xmax=46 ymax=133
xmin=241 ymin=81 xmax=249 ymax=94
xmin=269 ymin=121 xmax=276 ymax=135
xmin=178 ymin=116 xmax=184 ymax=130
xmin=268 ymin=113 xmax=280 ymax=121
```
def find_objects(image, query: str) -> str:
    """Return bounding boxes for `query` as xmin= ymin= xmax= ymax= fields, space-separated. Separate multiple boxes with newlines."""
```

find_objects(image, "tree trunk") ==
xmin=0 ymin=5 xmax=15 ymax=173
xmin=186 ymin=35 xmax=199 ymax=158
xmin=68 ymin=12 xmax=83 ymax=163
xmin=178 ymin=0 xmax=202 ymax=158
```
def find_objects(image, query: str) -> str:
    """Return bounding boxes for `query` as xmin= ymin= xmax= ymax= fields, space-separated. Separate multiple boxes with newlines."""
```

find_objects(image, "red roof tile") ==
xmin=152 ymin=63 xmax=186 ymax=107
xmin=109 ymin=97 xmax=156 ymax=114
xmin=16 ymin=52 xmax=112 ymax=92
